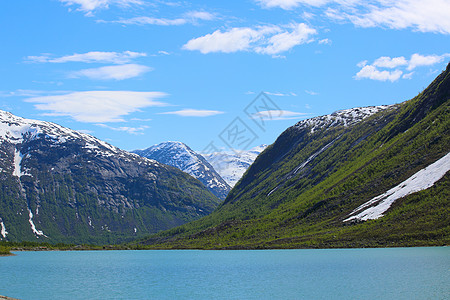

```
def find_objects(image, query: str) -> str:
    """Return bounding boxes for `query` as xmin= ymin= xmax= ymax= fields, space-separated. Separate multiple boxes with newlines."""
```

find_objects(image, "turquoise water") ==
xmin=1 ymin=248 xmax=449 ymax=299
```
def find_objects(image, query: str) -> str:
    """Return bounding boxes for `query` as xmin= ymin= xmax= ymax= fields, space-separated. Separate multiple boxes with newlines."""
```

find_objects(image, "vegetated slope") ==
xmin=0 ymin=112 xmax=220 ymax=244
xmin=133 ymin=141 xmax=230 ymax=200
xmin=202 ymin=144 xmax=267 ymax=187
xmin=137 ymin=63 xmax=450 ymax=249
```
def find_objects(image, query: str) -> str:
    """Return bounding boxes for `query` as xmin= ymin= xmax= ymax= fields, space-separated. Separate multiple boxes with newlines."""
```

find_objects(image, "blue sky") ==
xmin=1 ymin=0 xmax=449 ymax=152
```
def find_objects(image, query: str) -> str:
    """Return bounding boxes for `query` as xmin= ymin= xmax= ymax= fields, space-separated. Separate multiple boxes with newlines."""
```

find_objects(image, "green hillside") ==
xmin=136 ymin=63 xmax=450 ymax=249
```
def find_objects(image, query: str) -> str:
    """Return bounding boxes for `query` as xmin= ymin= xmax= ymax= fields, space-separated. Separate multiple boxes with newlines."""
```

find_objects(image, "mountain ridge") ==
xmin=136 ymin=63 xmax=450 ymax=249
xmin=0 ymin=112 xmax=220 ymax=244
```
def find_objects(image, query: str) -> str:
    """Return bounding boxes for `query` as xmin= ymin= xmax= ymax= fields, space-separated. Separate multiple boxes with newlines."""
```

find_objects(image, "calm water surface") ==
xmin=1 ymin=247 xmax=449 ymax=299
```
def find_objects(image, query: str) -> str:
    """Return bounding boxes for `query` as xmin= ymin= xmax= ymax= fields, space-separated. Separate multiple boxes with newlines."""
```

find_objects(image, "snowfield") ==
xmin=345 ymin=152 xmax=450 ymax=222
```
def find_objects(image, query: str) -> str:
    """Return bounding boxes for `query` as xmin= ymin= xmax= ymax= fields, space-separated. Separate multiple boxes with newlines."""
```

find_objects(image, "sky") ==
xmin=1 ymin=0 xmax=449 ymax=153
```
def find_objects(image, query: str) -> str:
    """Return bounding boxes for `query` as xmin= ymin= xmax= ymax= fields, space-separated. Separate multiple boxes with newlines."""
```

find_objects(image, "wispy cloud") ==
xmin=251 ymin=110 xmax=309 ymax=121
xmin=182 ymin=23 xmax=316 ymax=56
xmin=0 ymin=89 xmax=71 ymax=98
xmin=26 ymin=51 xmax=146 ymax=64
xmin=257 ymin=0 xmax=450 ymax=35
xmin=408 ymin=53 xmax=450 ymax=70
xmin=159 ymin=109 xmax=224 ymax=117
xmin=305 ymin=90 xmax=318 ymax=95
xmin=318 ymin=38 xmax=331 ymax=45
xmin=25 ymin=91 xmax=168 ymax=122
xmin=95 ymin=123 xmax=149 ymax=135
xmin=355 ymin=53 xmax=450 ymax=82
xmin=257 ymin=0 xmax=329 ymax=10
xmin=104 ymin=10 xmax=215 ymax=26
xmin=69 ymin=64 xmax=151 ymax=80
xmin=264 ymin=91 xmax=297 ymax=96
xmin=59 ymin=0 xmax=143 ymax=14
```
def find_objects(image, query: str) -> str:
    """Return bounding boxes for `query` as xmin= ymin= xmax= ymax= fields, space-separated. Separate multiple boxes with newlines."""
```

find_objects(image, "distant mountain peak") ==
xmin=202 ymin=144 xmax=268 ymax=187
xmin=133 ymin=141 xmax=231 ymax=200
xmin=0 ymin=109 xmax=122 ymax=156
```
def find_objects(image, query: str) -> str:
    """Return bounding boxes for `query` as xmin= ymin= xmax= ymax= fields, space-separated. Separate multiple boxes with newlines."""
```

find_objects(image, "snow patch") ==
xmin=345 ymin=152 xmax=450 ymax=222
xmin=12 ymin=149 xmax=31 ymax=178
xmin=28 ymin=208 xmax=47 ymax=237
xmin=12 ymin=149 xmax=23 ymax=177
xmin=0 ymin=221 xmax=8 ymax=238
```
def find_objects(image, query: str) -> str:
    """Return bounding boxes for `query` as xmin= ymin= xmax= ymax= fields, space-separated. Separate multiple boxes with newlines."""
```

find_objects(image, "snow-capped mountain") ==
xmin=140 ymin=64 xmax=450 ymax=249
xmin=133 ymin=142 xmax=231 ymax=200
xmin=202 ymin=106 xmax=393 ymax=189
xmin=0 ymin=110 xmax=220 ymax=243
xmin=202 ymin=144 xmax=268 ymax=187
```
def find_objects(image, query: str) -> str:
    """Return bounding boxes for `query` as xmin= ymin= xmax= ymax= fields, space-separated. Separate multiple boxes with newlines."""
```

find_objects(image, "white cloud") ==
xmin=257 ymin=0 xmax=450 ymax=35
xmin=110 ymin=16 xmax=187 ymax=26
xmin=256 ymin=0 xmax=329 ymax=10
xmin=402 ymin=72 xmax=414 ymax=79
xmin=407 ymin=53 xmax=450 ymax=70
xmin=318 ymin=38 xmax=331 ymax=44
xmin=348 ymin=0 xmax=450 ymax=34
xmin=160 ymin=109 xmax=224 ymax=117
xmin=95 ymin=123 xmax=149 ymax=135
xmin=252 ymin=109 xmax=309 ymax=120
xmin=69 ymin=64 xmax=151 ymax=80
xmin=183 ymin=23 xmax=316 ymax=55
xmin=25 ymin=91 xmax=168 ymax=123
xmin=1 ymin=89 xmax=67 ymax=97
xmin=373 ymin=56 xmax=408 ymax=68
xmin=59 ymin=0 xmax=143 ymax=13
xmin=305 ymin=90 xmax=318 ymax=95
xmin=183 ymin=27 xmax=267 ymax=54
xmin=255 ymin=23 xmax=316 ymax=55
xmin=355 ymin=53 xmax=449 ymax=82
xmin=105 ymin=10 xmax=215 ymax=26
xmin=184 ymin=11 xmax=216 ymax=21
xmin=355 ymin=65 xmax=403 ymax=82
xmin=264 ymin=91 xmax=296 ymax=96
xmin=26 ymin=51 xmax=146 ymax=64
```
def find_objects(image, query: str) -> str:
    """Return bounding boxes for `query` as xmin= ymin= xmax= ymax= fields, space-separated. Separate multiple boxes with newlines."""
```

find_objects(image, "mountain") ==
xmin=133 ymin=142 xmax=231 ymax=200
xmin=138 ymin=63 xmax=450 ymax=249
xmin=202 ymin=145 xmax=267 ymax=187
xmin=0 ymin=112 xmax=220 ymax=244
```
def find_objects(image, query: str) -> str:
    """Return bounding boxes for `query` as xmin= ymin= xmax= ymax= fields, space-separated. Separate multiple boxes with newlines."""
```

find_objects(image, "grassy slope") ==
xmin=135 ymin=65 xmax=450 ymax=249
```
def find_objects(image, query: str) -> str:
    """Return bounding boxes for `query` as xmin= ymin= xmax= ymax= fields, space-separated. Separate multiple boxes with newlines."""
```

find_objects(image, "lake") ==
xmin=1 ymin=247 xmax=449 ymax=299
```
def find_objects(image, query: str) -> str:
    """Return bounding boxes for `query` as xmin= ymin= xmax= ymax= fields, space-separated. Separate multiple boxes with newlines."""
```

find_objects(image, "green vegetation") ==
xmin=0 ymin=245 xmax=11 ymax=255
xmin=133 ymin=64 xmax=450 ymax=249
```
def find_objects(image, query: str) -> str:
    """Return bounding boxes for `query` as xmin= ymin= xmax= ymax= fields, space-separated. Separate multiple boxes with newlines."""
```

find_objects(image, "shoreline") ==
xmin=2 ymin=244 xmax=448 ymax=254
xmin=0 ymin=296 xmax=20 ymax=300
